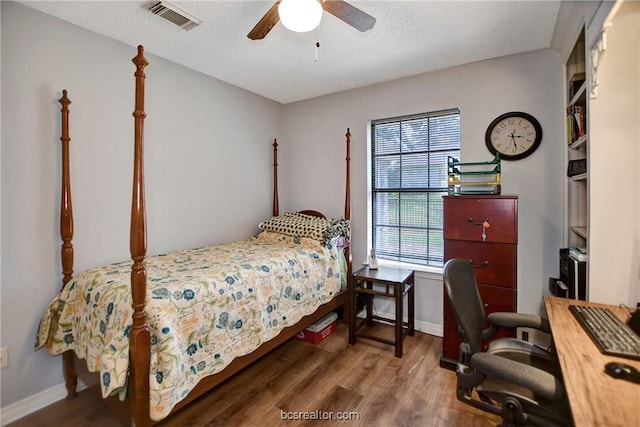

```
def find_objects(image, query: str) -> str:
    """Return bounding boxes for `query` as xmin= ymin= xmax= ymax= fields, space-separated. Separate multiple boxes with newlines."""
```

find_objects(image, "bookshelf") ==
xmin=565 ymin=28 xmax=588 ymax=252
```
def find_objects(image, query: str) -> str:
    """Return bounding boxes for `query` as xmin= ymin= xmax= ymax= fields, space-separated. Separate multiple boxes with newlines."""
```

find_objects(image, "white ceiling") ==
xmin=18 ymin=1 xmax=562 ymax=104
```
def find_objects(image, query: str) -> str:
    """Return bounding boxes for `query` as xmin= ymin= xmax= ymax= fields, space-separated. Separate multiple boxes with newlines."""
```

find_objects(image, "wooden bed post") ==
xmin=273 ymin=139 xmax=279 ymax=216
xmin=59 ymin=90 xmax=74 ymax=290
xmin=130 ymin=45 xmax=151 ymax=427
xmin=344 ymin=128 xmax=351 ymax=224
xmin=59 ymin=90 xmax=78 ymax=400
xmin=344 ymin=128 xmax=353 ymax=325
xmin=344 ymin=128 xmax=351 ymax=269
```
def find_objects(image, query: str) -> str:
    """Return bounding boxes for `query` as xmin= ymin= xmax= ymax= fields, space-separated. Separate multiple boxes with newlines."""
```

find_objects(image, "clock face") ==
xmin=485 ymin=112 xmax=542 ymax=160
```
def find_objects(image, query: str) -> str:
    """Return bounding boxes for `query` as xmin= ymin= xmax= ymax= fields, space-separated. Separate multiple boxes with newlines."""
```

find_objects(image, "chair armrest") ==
xmin=471 ymin=352 xmax=564 ymax=401
xmin=487 ymin=312 xmax=551 ymax=333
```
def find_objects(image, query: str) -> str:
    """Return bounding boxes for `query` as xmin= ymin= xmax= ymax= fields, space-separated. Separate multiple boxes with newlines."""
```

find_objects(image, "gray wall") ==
xmin=1 ymin=0 xmax=566 ymax=413
xmin=1 ymin=2 xmax=282 ymax=407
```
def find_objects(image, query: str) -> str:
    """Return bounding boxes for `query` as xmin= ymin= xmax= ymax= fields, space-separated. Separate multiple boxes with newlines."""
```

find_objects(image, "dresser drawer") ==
xmin=443 ymin=196 xmax=518 ymax=243
xmin=444 ymin=240 xmax=516 ymax=288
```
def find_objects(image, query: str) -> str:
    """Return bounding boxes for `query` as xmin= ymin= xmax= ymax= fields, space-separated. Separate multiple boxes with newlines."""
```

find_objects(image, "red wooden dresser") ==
xmin=440 ymin=195 xmax=518 ymax=369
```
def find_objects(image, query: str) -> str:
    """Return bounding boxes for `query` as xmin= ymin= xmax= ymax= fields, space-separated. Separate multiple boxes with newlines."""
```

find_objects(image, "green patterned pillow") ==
xmin=259 ymin=212 xmax=350 ymax=246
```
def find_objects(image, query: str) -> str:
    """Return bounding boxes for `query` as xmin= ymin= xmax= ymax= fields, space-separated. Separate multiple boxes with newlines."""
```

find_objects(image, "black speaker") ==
xmin=559 ymin=248 xmax=586 ymax=300
xmin=549 ymin=277 xmax=568 ymax=298
xmin=559 ymin=248 xmax=569 ymax=284
xmin=568 ymin=255 xmax=587 ymax=300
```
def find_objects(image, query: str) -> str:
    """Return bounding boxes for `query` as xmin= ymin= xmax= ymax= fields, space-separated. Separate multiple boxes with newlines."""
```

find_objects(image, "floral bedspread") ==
xmin=35 ymin=231 xmax=345 ymax=421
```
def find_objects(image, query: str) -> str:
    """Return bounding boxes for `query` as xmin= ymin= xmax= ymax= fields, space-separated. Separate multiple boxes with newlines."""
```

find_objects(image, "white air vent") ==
xmin=145 ymin=1 xmax=201 ymax=31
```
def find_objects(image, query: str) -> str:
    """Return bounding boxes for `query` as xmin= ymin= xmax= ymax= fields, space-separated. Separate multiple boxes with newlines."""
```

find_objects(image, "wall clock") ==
xmin=485 ymin=112 xmax=542 ymax=160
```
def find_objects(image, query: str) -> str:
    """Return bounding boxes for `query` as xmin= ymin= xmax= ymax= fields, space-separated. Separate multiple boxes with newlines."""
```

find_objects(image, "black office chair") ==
xmin=443 ymin=258 xmax=571 ymax=427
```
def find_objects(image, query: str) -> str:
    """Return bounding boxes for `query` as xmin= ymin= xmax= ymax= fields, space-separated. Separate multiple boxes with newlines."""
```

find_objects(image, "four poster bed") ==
xmin=35 ymin=46 xmax=353 ymax=426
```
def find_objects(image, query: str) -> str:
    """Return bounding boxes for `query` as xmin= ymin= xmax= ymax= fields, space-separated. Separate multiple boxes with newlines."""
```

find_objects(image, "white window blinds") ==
xmin=371 ymin=109 xmax=460 ymax=267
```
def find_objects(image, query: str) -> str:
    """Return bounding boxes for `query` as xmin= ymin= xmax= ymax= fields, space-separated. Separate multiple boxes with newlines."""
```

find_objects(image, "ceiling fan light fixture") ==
xmin=278 ymin=0 xmax=323 ymax=33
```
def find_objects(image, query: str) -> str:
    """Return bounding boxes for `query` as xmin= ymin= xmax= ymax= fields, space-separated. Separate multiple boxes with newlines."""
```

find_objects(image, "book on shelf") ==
xmin=573 ymin=105 xmax=585 ymax=138
xmin=566 ymin=105 xmax=586 ymax=144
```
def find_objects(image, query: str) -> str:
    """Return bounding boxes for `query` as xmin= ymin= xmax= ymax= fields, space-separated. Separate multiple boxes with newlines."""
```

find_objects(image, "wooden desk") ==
xmin=349 ymin=266 xmax=415 ymax=357
xmin=544 ymin=296 xmax=640 ymax=427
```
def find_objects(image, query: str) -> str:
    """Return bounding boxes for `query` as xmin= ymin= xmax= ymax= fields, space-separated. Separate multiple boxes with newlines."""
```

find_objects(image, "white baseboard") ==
xmin=1 ymin=381 xmax=86 ymax=426
xmin=356 ymin=311 xmax=443 ymax=337
xmin=415 ymin=318 xmax=443 ymax=337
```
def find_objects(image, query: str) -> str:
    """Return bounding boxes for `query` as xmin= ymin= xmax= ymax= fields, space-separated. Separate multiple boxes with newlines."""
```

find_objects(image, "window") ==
xmin=370 ymin=109 xmax=460 ymax=268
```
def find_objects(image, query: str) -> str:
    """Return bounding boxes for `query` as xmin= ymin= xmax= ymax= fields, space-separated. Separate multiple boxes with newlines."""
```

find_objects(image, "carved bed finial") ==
xmin=59 ymin=89 xmax=71 ymax=109
xmin=132 ymin=45 xmax=148 ymax=72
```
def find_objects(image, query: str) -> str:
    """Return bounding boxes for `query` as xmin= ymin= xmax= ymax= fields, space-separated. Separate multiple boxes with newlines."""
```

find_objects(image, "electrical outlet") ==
xmin=0 ymin=347 xmax=7 ymax=369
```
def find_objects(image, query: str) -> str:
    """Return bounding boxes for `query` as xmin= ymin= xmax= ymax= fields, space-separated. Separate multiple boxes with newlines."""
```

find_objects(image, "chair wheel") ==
xmin=502 ymin=397 xmax=525 ymax=425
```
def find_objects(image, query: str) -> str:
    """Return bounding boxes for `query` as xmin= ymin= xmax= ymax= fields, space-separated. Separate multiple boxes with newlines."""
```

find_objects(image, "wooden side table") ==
xmin=349 ymin=265 xmax=415 ymax=357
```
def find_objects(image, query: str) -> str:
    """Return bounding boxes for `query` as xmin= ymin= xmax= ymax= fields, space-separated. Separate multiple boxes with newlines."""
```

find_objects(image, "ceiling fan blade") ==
xmin=247 ymin=1 xmax=281 ymax=40
xmin=322 ymin=0 xmax=376 ymax=32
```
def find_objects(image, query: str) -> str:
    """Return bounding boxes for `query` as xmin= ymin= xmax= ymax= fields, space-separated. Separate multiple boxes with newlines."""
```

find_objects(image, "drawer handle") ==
xmin=469 ymin=260 xmax=489 ymax=268
xmin=468 ymin=218 xmax=491 ymax=241
xmin=483 ymin=303 xmax=489 ymax=309
xmin=467 ymin=217 xmax=489 ymax=226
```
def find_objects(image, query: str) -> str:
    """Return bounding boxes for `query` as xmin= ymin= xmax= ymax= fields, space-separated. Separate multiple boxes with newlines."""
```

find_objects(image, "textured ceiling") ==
xmin=18 ymin=1 xmax=562 ymax=104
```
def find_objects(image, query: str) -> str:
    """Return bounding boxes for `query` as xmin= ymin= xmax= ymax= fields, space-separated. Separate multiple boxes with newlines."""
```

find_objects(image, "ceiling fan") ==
xmin=248 ymin=0 xmax=376 ymax=40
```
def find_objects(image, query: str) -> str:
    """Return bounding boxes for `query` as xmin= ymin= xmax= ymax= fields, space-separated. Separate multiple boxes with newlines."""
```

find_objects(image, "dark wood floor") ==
xmin=7 ymin=323 xmax=499 ymax=427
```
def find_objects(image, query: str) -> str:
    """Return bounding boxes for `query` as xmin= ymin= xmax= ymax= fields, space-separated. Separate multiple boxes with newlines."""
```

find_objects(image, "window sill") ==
xmin=374 ymin=259 xmax=443 ymax=280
